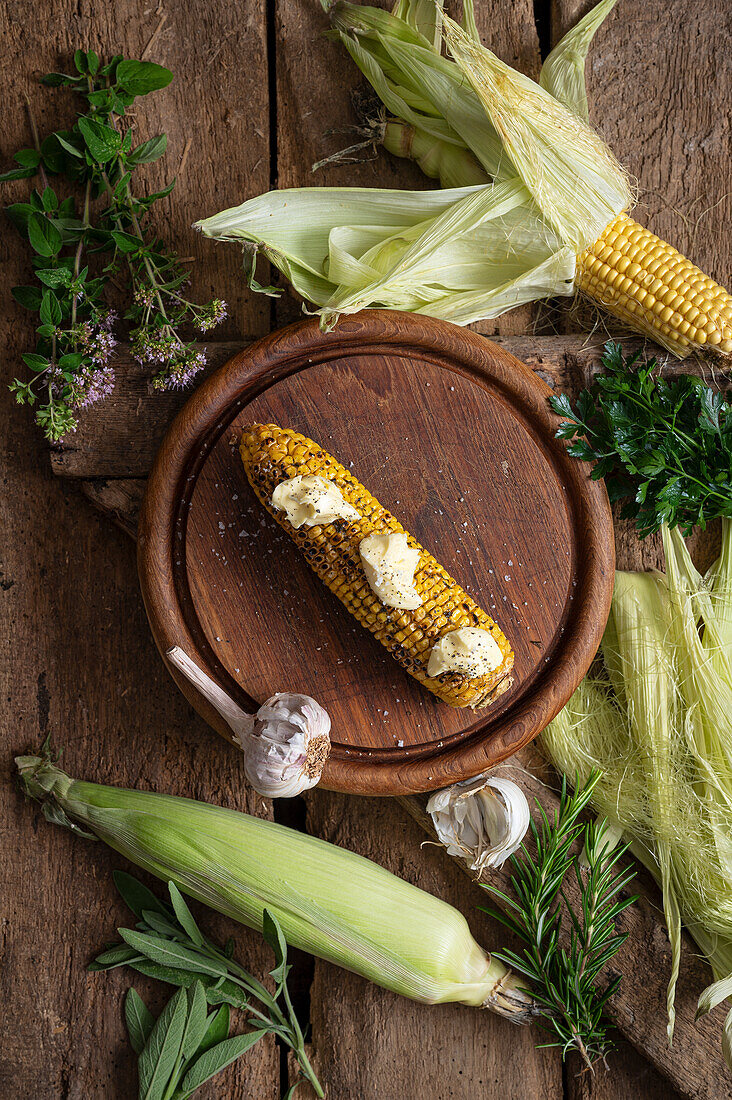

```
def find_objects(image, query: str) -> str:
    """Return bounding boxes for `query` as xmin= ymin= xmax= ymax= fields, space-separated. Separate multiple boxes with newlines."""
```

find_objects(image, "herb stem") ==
xmin=23 ymin=92 xmax=49 ymax=191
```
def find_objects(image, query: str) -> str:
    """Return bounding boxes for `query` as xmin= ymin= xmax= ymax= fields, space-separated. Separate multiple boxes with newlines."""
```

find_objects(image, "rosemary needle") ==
xmin=482 ymin=772 xmax=638 ymax=1068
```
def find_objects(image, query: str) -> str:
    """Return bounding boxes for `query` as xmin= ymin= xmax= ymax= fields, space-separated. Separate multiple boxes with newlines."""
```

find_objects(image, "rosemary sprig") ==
xmin=482 ymin=772 xmax=638 ymax=1068
xmin=550 ymin=342 xmax=732 ymax=537
xmin=2 ymin=50 xmax=227 ymax=440
xmin=91 ymin=872 xmax=323 ymax=1099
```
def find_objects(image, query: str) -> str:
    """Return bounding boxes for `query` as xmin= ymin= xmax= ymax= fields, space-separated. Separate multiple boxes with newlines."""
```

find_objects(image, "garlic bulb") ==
xmin=166 ymin=647 xmax=331 ymax=798
xmin=426 ymin=773 xmax=530 ymax=877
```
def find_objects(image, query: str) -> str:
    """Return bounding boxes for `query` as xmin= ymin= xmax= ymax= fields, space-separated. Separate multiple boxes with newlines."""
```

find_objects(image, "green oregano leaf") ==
xmin=12 ymin=285 xmax=43 ymax=310
xmin=27 ymin=213 xmax=63 ymax=257
xmin=77 ymin=115 xmax=122 ymax=164
xmin=115 ymin=60 xmax=173 ymax=96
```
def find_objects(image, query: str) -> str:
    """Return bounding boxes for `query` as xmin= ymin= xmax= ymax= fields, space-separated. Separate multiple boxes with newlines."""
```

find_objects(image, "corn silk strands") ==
xmin=542 ymin=520 xmax=732 ymax=1068
xmin=195 ymin=0 xmax=625 ymax=330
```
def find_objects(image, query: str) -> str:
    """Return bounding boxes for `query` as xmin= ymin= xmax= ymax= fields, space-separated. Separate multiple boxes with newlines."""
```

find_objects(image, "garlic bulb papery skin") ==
xmin=245 ymin=693 xmax=332 ymax=798
xmin=426 ymin=774 xmax=531 ymax=877
xmin=166 ymin=647 xmax=331 ymax=798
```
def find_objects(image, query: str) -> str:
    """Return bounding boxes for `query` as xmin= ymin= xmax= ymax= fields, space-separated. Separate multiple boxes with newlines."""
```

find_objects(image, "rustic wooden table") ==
xmin=1 ymin=1 xmax=730 ymax=1098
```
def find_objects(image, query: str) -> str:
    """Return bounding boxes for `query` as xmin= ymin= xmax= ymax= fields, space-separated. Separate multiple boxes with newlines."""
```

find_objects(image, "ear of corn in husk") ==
xmin=198 ymin=0 xmax=731 ymax=356
xmin=542 ymin=519 xmax=732 ymax=1066
xmin=198 ymin=179 xmax=575 ymax=330
xmin=15 ymin=753 xmax=536 ymax=1020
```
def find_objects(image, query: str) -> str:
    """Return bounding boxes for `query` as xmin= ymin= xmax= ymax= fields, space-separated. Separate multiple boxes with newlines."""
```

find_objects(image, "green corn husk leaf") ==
xmin=16 ymin=755 xmax=534 ymax=1019
xmin=440 ymin=12 xmax=631 ymax=251
xmin=326 ymin=0 xmax=511 ymax=182
xmin=542 ymin=519 xmax=732 ymax=1068
xmin=200 ymin=1 xmax=622 ymax=325
xmin=196 ymin=180 xmax=574 ymax=329
xmin=539 ymin=0 xmax=618 ymax=121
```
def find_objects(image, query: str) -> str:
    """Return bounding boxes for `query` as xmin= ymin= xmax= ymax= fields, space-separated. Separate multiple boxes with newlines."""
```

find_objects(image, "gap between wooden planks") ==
xmin=51 ymin=331 xmax=732 ymax=1100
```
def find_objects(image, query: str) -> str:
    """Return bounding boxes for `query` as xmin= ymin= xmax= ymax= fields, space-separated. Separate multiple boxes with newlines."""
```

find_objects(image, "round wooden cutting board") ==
xmin=138 ymin=311 xmax=614 ymax=795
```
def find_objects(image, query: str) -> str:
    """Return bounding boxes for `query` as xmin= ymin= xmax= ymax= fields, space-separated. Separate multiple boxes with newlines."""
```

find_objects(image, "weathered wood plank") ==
xmin=0 ymin=2 xmax=277 ymax=1097
xmin=49 ymin=332 xmax=719 ymax=478
xmin=552 ymin=0 xmax=731 ymax=305
xmin=274 ymin=2 xmax=560 ymax=1094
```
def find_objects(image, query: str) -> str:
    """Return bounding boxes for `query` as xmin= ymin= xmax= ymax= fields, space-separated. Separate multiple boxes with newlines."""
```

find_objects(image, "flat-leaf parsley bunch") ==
xmin=550 ymin=342 xmax=732 ymax=536
xmin=2 ymin=49 xmax=227 ymax=440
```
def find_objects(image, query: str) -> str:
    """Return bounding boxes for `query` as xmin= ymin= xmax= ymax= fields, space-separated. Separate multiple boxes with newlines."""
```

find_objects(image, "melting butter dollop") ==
xmin=271 ymin=474 xmax=359 ymax=529
xmin=359 ymin=532 xmax=422 ymax=610
xmin=427 ymin=627 xmax=503 ymax=679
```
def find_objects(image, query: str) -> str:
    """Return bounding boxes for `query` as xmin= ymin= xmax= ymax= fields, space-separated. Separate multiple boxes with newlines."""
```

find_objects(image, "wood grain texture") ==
xmin=3 ymin=0 xmax=730 ymax=1098
xmin=305 ymin=787 xmax=561 ymax=1099
xmin=399 ymin=754 xmax=731 ymax=1100
xmin=51 ymin=332 xmax=720 ymax=479
xmin=0 ymin=3 xmax=275 ymax=1097
xmin=137 ymin=312 xmax=615 ymax=794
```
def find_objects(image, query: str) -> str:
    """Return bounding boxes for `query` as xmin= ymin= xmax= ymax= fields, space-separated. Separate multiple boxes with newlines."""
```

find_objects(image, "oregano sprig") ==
xmin=550 ymin=342 xmax=732 ymax=536
xmin=2 ymin=49 xmax=227 ymax=441
xmin=91 ymin=873 xmax=323 ymax=1099
xmin=482 ymin=772 xmax=638 ymax=1068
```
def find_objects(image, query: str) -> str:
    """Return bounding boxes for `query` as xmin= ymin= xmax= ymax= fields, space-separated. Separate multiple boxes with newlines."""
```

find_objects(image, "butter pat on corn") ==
xmin=271 ymin=474 xmax=360 ymax=529
xmin=428 ymin=628 xmax=504 ymax=679
xmin=359 ymin=532 xmax=422 ymax=610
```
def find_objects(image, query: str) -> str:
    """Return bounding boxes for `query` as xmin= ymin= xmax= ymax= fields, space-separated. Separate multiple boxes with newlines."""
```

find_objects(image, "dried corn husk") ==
xmin=197 ymin=180 xmax=574 ymax=329
xmin=195 ymin=0 xmax=628 ymax=328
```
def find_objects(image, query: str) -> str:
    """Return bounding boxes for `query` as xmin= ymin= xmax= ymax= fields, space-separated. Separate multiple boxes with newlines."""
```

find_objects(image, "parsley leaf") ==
xmin=549 ymin=342 xmax=732 ymax=536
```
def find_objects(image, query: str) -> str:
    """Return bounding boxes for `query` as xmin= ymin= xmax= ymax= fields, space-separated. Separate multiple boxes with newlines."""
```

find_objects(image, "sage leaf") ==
xmin=197 ymin=1005 xmax=230 ymax=1056
xmin=262 ymin=908 xmax=288 ymax=990
xmin=142 ymin=909 xmax=187 ymax=940
xmin=120 ymin=929 xmax=228 ymax=978
xmin=176 ymin=1032 xmax=267 ymax=1098
xmin=180 ymin=983 xmax=209 ymax=1062
xmin=138 ymin=987 xmax=188 ymax=1100
xmin=89 ymin=942 xmax=144 ymax=971
xmin=114 ymin=871 xmax=173 ymax=921
xmin=125 ymin=988 xmax=154 ymax=1055
xmin=168 ymin=883 xmax=204 ymax=947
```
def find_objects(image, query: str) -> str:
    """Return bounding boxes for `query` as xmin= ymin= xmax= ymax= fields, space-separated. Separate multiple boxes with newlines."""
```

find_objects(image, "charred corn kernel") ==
xmin=240 ymin=424 xmax=514 ymax=710
xmin=577 ymin=213 xmax=732 ymax=357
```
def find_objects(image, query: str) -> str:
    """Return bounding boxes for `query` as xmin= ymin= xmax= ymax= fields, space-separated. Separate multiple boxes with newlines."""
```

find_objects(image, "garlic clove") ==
xmin=166 ymin=647 xmax=331 ymax=799
xmin=426 ymin=773 xmax=530 ymax=877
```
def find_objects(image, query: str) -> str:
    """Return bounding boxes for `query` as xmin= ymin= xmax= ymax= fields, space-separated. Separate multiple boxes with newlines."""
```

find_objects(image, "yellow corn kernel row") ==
xmin=239 ymin=424 xmax=514 ymax=710
xmin=576 ymin=213 xmax=732 ymax=357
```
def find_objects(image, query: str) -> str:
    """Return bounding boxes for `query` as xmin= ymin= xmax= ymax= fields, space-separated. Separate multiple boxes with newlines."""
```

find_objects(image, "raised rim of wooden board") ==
xmin=137 ymin=310 xmax=615 ymax=795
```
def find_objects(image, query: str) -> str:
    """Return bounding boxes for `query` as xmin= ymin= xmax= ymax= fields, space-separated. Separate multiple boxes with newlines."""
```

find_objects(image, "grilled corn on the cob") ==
xmin=240 ymin=424 xmax=514 ymax=709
